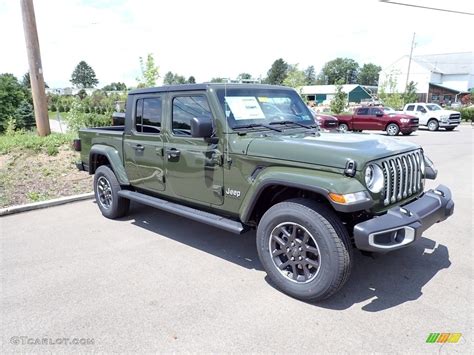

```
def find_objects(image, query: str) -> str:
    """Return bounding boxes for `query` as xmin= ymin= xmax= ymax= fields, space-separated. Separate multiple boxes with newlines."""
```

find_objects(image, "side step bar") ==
xmin=118 ymin=190 xmax=247 ymax=234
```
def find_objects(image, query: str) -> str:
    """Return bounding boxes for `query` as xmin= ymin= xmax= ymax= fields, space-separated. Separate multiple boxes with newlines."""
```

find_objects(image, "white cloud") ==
xmin=1 ymin=0 xmax=472 ymax=88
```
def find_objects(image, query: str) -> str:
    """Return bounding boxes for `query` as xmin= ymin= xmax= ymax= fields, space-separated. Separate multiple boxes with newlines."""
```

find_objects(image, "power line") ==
xmin=379 ymin=0 xmax=474 ymax=15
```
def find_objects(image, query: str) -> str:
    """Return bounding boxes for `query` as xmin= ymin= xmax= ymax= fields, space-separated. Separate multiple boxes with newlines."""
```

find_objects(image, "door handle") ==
xmin=166 ymin=148 xmax=180 ymax=159
xmin=132 ymin=144 xmax=145 ymax=152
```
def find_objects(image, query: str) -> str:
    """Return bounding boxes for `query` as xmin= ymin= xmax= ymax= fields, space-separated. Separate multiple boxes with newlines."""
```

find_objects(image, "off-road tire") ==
xmin=94 ymin=165 xmax=130 ymax=219
xmin=256 ymin=198 xmax=353 ymax=302
xmin=428 ymin=119 xmax=439 ymax=131
xmin=386 ymin=123 xmax=400 ymax=136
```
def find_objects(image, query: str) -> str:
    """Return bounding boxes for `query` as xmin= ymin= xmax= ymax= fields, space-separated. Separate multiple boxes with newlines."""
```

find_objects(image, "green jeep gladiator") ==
xmin=75 ymin=84 xmax=454 ymax=301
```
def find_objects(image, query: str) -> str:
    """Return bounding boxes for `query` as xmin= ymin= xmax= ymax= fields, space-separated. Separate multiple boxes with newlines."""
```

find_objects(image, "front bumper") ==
xmin=353 ymin=185 xmax=454 ymax=252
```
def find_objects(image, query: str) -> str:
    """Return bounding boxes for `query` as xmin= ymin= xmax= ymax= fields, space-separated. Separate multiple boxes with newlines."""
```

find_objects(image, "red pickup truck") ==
xmin=335 ymin=107 xmax=419 ymax=136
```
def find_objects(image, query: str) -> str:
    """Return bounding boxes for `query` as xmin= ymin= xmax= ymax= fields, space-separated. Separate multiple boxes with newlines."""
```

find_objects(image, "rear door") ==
xmin=164 ymin=92 xmax=224 ymax=206
xmin=123 ymin=95 xmax=165 ymax=192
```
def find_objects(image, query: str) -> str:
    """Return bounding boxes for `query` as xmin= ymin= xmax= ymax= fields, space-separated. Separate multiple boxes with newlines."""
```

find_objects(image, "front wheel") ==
xmin=94 ymin=165 xmax=130 ymax=219
xmin=427 ymin=119 xmax=439 ymax=131
xmin=386 ymin=123 xmax=400 ymax=136
xmin=338 ymin=123 xmax=349 ymax=133
xmin=256 ymin=199 xmax=353 ymax=302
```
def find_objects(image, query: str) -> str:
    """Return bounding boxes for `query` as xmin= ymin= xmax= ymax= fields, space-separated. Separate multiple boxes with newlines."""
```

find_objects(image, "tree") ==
xmin=304 ymin=65 xmax=317 ymax=85
xmin=330 ymin=82 xmax=347 ymax=114
xmin=358 ymin=63 xmax=381 ymax=86
xmin=378 ymin=71 xmax=404 ymax=109
xmin=283 ymin=64 xmax=306 ymax=88
xmin=15 ymin=100 xmax=35 ymax=128
xmin=70 ymin=61 xmax=99 ymax=88
xmin=210 ymin=77 xmax=226 ymax=83
xmin=187 ymin=76 xmax=196 ymax=84
xmin=0 ymin=74 xmax=26 ymax=132
xmin=319 ymin=58 xmax=359 ymax=85
xmin=402 ymin=81 xmax=418 ymax=105
xmin=163 ymin=71 xmax=186 ymax=85
xmin=102 ymin=82 xmax=127 ymax=91
xmin=265 ymin=58 xmax=289 ymax=85
xmin=237 ymin=73 xmax=252 ymax=81
xmin=136 ymin=54 xmax=160 ymax=87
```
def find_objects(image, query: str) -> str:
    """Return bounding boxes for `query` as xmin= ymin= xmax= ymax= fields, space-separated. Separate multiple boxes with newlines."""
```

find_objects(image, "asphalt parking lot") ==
xmin=1 ymin=124 xmax=472 ymax=353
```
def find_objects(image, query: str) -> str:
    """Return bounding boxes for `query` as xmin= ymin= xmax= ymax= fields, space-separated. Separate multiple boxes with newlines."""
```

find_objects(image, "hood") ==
xmin=246 ymin=132 xmax=419 ymax=169
xmin=438 ymin=109 xmax=459 ymax=115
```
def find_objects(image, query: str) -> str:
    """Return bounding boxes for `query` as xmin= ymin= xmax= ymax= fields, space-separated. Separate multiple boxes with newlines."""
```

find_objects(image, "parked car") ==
xmin=313 ymin=113 xmax=339 ymax=130
xmin=403 ymin=103 xmax=461 ymax=131
xmin=334 ymin=106 xmax=419 ymax=136
xmin=75 ymin=84 xmax=453 ymax=302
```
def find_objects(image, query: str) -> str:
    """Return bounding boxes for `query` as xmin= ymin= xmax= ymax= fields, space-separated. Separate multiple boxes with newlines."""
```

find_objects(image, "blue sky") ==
xmin=1 ymin=0 xmax=472 ymax=88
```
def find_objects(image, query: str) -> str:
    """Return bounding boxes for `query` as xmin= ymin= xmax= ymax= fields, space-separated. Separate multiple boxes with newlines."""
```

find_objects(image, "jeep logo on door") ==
xmin=225 ymin=188 xmax=241 ymax=198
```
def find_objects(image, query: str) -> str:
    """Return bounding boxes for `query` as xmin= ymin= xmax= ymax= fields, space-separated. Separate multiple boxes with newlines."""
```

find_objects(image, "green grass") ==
xmin=0 ymin=131 xmax=75 ymax=155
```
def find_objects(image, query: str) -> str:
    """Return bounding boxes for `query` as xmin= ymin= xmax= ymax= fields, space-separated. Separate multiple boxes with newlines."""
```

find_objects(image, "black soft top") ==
xmin=129 ymin=83 xmax=292 ymax=95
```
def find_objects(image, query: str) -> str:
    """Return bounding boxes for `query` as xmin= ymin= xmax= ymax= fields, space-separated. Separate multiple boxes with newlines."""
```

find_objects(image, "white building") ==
xmin=378 ymin=52 xmax=473 ymax=103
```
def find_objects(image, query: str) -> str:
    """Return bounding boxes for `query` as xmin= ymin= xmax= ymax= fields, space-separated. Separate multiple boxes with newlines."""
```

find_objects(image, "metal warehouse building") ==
xmin=300 ymin=84 xmax=373 ymax=104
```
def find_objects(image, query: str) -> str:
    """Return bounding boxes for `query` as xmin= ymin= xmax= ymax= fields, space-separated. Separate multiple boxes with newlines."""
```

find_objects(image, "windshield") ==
xmin=426 ymin=104 xmax=442 ymax=111
xmin=215 ymin=88 xmax=314 ymax=129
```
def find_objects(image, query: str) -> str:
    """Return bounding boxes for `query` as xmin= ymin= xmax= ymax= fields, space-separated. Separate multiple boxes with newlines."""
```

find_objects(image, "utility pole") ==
xmin=405 ymin=32 xmax=416 ymax=91
xmin=20 ymin=0 xmax=50 ymax=136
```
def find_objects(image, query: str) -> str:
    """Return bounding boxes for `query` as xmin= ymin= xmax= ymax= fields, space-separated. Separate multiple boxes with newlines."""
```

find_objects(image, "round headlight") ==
xmin=365 ymin=164 xmax=384 ymax=193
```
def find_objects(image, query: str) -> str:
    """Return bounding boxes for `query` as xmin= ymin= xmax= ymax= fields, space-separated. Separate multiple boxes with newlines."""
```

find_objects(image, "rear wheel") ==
xmin=256 ymin=199 xmax=353 ymax=302
xmin=386 ymin=123 xmax=400 ymax=136
xmin=338 ymin=123 xmax=349 ymax=133
xmin=94 ymin=165 xmax=130 ymax=219
xmin=427 ymin=119 xmax=439 ymax=131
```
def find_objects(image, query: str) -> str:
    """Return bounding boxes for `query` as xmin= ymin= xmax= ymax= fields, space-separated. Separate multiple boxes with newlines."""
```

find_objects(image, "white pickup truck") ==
xmin=403 ymin=103 xmax=461 ymax=131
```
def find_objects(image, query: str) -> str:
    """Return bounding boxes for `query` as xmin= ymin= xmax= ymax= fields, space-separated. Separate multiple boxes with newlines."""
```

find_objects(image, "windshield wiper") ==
xmin=269 ymin=120 xmax=317 ymax=130
xmin=233 ymin=123 xmax=282 ymax=132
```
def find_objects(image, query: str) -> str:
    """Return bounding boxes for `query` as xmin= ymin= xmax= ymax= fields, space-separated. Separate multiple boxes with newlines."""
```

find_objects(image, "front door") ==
xmin=164 ymin=93 xmax=224 ymax=206
xmin=124 ymin=95 xmax=165 ymax=192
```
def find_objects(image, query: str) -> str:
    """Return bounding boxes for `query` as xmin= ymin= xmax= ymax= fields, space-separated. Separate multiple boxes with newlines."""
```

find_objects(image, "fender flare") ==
xmin=89 ymin=144 xmax=129 ymax=185
xmin=239 ymin=168 xmax=373 ymax=222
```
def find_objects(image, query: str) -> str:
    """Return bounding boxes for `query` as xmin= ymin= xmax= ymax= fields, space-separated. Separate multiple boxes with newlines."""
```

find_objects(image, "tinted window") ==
xmin=370 ymin=108 xmax=383 ymax=115
xmin=406 ymin=105 xmax=415 ymax=111
xmin=172 ymin=96 xmax=212 ymax=135
xmin=135 ymin=97 xmax=161 ymax=134
xmin=357 ymin=108 xmax=369 ymax=115
xmin=416 ymin=105 xmax=426 ymax=113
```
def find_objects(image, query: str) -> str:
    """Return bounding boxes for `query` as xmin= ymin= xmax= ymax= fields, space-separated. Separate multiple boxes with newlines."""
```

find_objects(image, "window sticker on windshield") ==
xmin=257 ymin=97 xmax=270 ymax=102
xmin=225 ymin=96 xmax=265 ymax=120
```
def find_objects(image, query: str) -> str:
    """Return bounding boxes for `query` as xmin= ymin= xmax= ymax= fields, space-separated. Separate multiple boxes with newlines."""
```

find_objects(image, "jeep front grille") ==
xmin=381 ymin=150 xmax=423 ymax=206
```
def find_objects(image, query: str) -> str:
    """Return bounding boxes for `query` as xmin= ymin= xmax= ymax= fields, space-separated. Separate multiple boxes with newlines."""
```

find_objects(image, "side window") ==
xmin=172 ymin=95 xmax=212 ymax=136
xmin=370 ymin=108 xmax=383 ymax=115
xmin=406 ymin=105 xmax=415 ymax=111
xmin=135 ymin=97 xmax=162 ymax=134
xmin=357 ymin=108 xmax=369 ymax=115
xmin=416 ymin=105 xmax=426 ymax=113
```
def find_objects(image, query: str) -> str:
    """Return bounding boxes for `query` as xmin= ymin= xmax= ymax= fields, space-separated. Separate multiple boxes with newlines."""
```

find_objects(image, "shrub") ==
xmin=63 ymin=101 xmax=111 ymax=132
xmin=0 ymin=131 xmax=75 ymax=155
xmin=459 ymin=107 xmax=474 ymax=122
xmin=50 ymin=104 xmax=57 ymax=112
xmin=58 ymin=104 xmax=65 ymax=112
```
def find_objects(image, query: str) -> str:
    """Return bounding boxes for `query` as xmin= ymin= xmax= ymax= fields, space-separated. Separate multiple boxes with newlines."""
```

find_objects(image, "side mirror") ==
xmin=191 ymin=116 xmax=213 ymax=138
xmin=376 ymin=112 xmax=383 ymax=117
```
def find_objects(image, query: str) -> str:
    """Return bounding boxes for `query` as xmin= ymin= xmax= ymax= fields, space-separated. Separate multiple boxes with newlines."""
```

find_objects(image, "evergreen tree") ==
xmin=70 ymin=61 xmax=99 ymax=88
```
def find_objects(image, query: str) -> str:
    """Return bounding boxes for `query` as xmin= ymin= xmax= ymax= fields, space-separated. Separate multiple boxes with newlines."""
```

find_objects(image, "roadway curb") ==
xmin=0 ymin=192 xmax=94 ymax=217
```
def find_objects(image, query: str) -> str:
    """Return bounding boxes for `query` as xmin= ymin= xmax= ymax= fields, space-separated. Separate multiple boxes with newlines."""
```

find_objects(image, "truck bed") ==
xmin=78 ymin=126 xmax=124 ymax=168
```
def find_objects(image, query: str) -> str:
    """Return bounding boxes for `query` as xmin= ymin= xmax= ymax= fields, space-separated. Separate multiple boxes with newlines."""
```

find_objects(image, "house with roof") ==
xmin=299 ymin=84 xmax=373 ymax=104
xmin=378 ymin=52 xmax=473 ymax=104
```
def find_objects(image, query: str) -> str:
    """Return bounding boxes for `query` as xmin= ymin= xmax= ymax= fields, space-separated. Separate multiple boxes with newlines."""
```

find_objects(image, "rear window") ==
xmin=135 ymin=97 xmax=162 ymax=134
xmin=357 ymin=108 xmax=369 ymax=115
